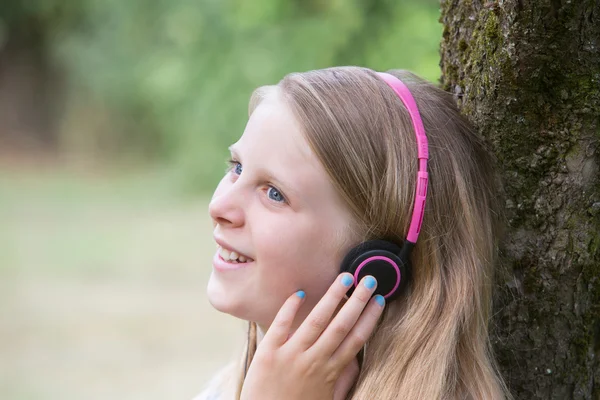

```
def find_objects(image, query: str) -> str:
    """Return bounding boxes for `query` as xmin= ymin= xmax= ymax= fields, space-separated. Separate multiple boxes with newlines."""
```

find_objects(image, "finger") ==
xmin=333 ymin=357 xmax=359 ymax=400
xmin=290 ymin=273 xmax=355 ymax=350
xmin=311 ymin=275 xmax=378 ymax=356
xmin=263 ymin=290 xmax=306 ymax=348
xmin=331 ymin=294 xmax=384 ymax=366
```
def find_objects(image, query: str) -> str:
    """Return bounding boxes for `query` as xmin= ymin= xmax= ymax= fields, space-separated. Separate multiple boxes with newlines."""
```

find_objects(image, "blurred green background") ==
xmin=0 ymin=0 xmax=442 ymax=398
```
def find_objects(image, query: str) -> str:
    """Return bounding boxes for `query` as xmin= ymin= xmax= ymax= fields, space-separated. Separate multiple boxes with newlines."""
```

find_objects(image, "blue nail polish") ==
xmin=375 ymin=295 xmax=385 ymax=306
xmin=296 ymin=290 xmax=305 ymax=299
xmin=341 ymin=274 xmax=353 ymax=287
xmin=364 ymin=276 xmax=376 ymax=289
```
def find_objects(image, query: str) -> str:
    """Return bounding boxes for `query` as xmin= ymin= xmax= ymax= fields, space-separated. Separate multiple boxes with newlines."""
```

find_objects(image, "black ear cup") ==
xmin=340 ymin=240 xmax=410 ymax=302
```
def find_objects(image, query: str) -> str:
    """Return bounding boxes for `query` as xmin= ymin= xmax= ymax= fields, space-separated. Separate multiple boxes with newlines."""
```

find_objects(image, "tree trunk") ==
xmin=440 ymin=1 xmax=600 ymax=399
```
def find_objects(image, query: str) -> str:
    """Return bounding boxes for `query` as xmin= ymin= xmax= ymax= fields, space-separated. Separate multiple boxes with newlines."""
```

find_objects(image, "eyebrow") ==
xmin=228 ymin=144 xmax=300 ymax=202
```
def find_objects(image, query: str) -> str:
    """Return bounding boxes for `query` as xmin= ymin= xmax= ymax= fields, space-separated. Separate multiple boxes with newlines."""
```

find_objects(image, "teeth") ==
xmin=219 ymin=247 xmax=231 ymax=260
xmin=218 ymin=246 xmax=253 ymax=263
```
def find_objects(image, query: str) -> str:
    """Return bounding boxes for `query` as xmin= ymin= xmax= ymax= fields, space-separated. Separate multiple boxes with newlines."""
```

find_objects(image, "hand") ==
xmin=240 ymin=273 xmax=385 ymax=400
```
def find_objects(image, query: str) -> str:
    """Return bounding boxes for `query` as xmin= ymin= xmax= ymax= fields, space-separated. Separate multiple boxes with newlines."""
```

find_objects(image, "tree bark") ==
xmin=440 ymin=1 xmax=600 ymax=399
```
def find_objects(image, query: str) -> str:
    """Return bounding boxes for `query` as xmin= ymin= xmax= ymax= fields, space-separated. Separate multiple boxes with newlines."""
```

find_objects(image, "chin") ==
xmin=206 ymin=275 xmax=277 ymax=327
xmin=206 ymin=274 xmax=251 ymax=320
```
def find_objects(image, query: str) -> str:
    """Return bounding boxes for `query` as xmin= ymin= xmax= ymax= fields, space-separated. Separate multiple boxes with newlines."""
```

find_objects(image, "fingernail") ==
xmin=341 ymin=274 xmax=354 ymax=287
xmin=296 ymin=290 xmax=305 ymax=299
xmin=374 ymin=295 xmax=385 ymax=307
xmin=364 ymin=276 xmax=376 ymax=289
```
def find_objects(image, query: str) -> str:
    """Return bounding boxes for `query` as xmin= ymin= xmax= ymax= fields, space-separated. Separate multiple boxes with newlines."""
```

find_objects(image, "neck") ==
xmin=256 ymin=324 xmax=266 ymax=346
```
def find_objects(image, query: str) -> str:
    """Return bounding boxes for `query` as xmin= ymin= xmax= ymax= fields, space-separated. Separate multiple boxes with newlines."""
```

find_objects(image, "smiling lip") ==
xmin=213 ymin=237 xmax=252 ymax=260
xmin=213 ymin=251 xmax=255 ymax=271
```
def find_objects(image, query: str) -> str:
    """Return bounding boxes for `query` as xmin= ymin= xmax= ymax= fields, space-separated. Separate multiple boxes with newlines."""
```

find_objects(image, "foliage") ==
xmin=1 ymin=0 xmax=442 ymax=191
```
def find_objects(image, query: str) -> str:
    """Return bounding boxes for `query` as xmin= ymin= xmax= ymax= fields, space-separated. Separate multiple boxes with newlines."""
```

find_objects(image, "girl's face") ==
xmin=207 ymin=89 xmax=356 ymax=330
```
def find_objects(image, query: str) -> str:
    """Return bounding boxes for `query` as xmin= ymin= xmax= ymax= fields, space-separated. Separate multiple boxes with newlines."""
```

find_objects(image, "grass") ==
xmin=0 ymin=165 xmax=243 ymax=400
xmin=0 ymin=166 xmax=205 ymax=278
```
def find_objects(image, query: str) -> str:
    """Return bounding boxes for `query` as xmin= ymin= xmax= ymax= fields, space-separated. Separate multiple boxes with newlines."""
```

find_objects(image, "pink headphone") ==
xmin=339 ymin=72 xmax=429 ymax=301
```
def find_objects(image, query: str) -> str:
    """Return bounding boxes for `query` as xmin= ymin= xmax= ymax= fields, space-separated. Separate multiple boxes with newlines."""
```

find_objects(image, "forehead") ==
xmin=240 ymin=92 xmax=313 ymax=165
xmin=235 ymin=90 xmax=341 ymax=209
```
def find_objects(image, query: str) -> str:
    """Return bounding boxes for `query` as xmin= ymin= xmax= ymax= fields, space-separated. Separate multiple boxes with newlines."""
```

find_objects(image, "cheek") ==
xmin=254 ymin=218 xmax=342 ymax=296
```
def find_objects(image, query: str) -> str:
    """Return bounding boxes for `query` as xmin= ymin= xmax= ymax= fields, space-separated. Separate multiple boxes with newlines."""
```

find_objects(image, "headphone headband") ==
xmin=376 ymin=72 xmax=429 ymax=244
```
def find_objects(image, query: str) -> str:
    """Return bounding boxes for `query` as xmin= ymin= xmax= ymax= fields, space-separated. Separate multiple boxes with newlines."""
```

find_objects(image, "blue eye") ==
xmin=228 ymin=159 xmax=242 ymax=175
xmin=234 ymin=162 xmax=243 ymax=175
xmin=267 ymin=186 xmax=285 ymax=203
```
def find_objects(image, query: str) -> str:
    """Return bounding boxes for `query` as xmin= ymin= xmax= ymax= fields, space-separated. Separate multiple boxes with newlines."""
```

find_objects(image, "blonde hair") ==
xmin=232 ymin=66 xmax=511 ymax=399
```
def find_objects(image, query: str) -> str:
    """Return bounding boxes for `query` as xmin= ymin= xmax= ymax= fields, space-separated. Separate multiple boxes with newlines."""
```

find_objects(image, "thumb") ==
xmin=333 ymin=357 xmax=360 ymax=400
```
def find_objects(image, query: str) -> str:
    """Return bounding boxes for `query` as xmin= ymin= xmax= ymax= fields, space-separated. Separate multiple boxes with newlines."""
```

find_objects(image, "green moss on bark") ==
xmin=440 ymin=0 xmax=600 ymax=398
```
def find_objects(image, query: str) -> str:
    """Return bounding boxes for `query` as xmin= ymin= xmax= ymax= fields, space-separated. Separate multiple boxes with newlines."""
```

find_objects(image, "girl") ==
xmin=196 ymin=67 xmax=512 ymax=399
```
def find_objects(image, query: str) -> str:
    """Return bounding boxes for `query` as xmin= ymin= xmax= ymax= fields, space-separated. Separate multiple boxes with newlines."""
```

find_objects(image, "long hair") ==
xmin=232 ymin=66 xmax=511 ymax=399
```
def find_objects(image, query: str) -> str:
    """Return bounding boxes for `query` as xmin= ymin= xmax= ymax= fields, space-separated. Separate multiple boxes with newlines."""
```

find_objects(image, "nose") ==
xmin=208 ymin=183 xmax=245 ymax=229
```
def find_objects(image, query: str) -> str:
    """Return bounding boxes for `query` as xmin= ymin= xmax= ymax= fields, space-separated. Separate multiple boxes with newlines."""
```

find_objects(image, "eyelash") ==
xmin=226 ymin=159 xmax=288 ymax=204
xmin=226 ymin=158 xmax=243 ymax=175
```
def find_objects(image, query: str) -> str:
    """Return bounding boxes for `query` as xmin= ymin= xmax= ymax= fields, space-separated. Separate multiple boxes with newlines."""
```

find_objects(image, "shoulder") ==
xmin=192 ymin=362 xmax=237 ymax=400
